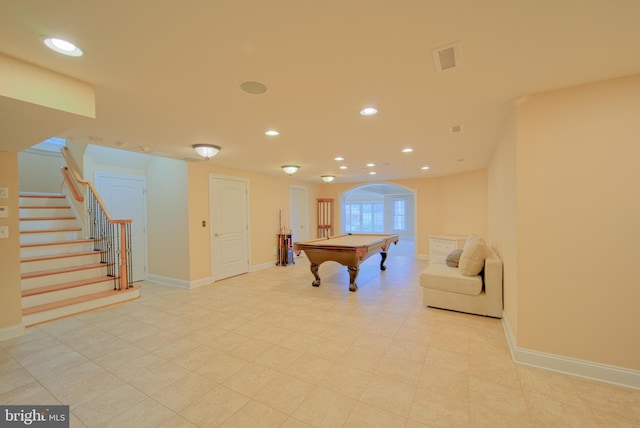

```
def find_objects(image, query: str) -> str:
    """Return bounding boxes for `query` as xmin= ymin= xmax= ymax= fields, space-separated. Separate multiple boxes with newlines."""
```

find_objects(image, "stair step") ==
xmin=21 ymin=251 xmax=103 ymax=274
xmin=22 ymin=285 xmax=141 ymax=327
xmin=20 ymin=229 xmax=83 ymax=244
xmin=21 ymin=239 xmax=94 ymax=248
xmin=20 ymin=205 xmax=71 ymax=209
xmin=22 ymin=251 xmax=102 ymax=264
xmin=23 ymin=277 xmax=116 ymax=297
xmin=20 ymin=219 xmax=79 ymax=231
xmin=19 ymin=193 xmax=68 ymax=208
xmin=22 ymin=278 xmax=117 ymax=309
xmin=20 ymin=227 xmax=82 ymax=234
xmin=20 ymin=216 xmax=76 ymax=221
xmin=20 ymin=207 xmax=74 ymax=218
xmin=21 ymin=239 xmax=94 ymax=257
xmin=22 ymin=262 xmax=109 ymax=290
xmin=22 ymin=263 xmax=109 ymax=280
xmin=19 ymin=193 xmax=66 ymax=198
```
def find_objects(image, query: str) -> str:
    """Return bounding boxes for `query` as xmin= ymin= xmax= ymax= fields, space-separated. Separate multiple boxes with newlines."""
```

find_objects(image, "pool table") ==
xmin=293 ymin=233 xmax=399 ymax=292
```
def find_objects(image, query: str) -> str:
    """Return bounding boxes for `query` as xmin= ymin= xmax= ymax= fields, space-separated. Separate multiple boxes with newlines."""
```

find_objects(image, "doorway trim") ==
xmin=340 ymin=181 xmax=418 ymax=258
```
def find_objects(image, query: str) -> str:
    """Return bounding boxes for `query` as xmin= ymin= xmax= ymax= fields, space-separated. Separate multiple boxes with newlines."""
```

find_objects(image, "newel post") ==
xmin=118 ymin=220 xmax=132 ymax=290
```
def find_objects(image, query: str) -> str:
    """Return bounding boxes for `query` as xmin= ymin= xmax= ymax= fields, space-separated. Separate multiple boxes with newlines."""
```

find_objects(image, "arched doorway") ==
xmin=341 ymin=183 xmax=415 ymax=256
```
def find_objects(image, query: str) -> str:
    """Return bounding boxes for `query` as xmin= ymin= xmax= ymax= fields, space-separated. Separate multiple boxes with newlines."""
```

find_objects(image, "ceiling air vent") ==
xmin=432 ymin=42 xmax=461 ymax=72
xmin=450 ymin=124 xmax=463 ymax=134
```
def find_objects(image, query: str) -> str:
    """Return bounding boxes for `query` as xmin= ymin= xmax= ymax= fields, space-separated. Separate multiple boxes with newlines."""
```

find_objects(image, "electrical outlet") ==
xmin=0 ymin=188 xmax=8 ymax=199
xmin=0 ymin=226 xmax=8 ymax=238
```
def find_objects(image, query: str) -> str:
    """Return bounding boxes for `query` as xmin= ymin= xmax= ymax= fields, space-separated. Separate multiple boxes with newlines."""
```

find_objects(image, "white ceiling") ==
xmin=1 ymin=1 xmax=640 ymax=183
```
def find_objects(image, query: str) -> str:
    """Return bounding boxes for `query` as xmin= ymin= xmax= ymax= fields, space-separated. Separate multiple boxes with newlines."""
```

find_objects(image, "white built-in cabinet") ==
xmin=428 ymin=235 xmax=467 ymax=264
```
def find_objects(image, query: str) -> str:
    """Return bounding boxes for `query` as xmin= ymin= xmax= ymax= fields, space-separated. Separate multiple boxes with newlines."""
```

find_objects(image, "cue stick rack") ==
xmin=317 ymin=198 xmax=334 ymax=238
xmin=277 ymin=209 xmax=294 ymax=266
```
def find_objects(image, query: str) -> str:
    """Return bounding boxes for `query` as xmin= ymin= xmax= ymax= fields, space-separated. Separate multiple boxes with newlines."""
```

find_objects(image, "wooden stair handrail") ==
xmin=60 ymin=146 xmax=132 ymax=290
xmin=61 ymin=147 xmax=130 ymax=224
xmin=61 ymin=166 xmax=84 ymax=202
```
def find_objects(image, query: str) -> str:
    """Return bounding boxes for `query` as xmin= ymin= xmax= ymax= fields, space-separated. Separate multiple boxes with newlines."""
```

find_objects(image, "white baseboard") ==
xmin=251 ymin=261 xmax=281 ymax=272
xmin=0 ymin=323 xmax=25 ymax=342
xmin=146 ymin=273 xmax=212 ymax=290
xmin=148 ymin=263 xmax=277 ymax=289
xmin=502 ymin=313 xmax=640 ymax=390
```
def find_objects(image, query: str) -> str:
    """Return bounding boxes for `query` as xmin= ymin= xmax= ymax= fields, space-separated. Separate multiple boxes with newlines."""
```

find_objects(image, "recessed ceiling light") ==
xmin=334 ymin=156 xmax=344 ymax=161
xmin=265 ymin=130 xmax=279 ymax=136
xmin=369 ymin=171 xmax=377 ymax=175
xmin=402 ymin=148 xmax=413 ymax=153
xmin=366 ymin=163 xmax=375 ymax=167
xmin=360 ymin=107 xmax=378 ymax=116
xmin=43 ymin=37 xmax=83 ymax=56
xmin=421 ymin=166 xmax=430 ymax=170
xmin=339 ymin=165 xmax=348 ymax=170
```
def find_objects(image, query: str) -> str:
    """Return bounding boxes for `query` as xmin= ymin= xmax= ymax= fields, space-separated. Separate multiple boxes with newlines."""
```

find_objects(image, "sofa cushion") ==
xmin=420 ymin=264 xmax=483 ymax=296
xmin=446 ymin=249 xmax=463 ymax=267
xmin=459 ymin=234 xmax=487 ymax=276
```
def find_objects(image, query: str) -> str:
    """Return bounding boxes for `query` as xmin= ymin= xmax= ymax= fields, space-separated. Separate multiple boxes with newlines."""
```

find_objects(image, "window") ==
xmin=393 ymin=199 xmax=406 ymax=231
xmin=26 ymin=137 xmax=66 ymax=156
xmin=344 ymin=202 xmax=384 ymax=233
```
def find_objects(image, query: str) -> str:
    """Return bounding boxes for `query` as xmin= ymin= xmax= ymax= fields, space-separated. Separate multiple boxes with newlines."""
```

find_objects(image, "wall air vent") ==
xmin=432 ymin=42 xmax=461 ymax=72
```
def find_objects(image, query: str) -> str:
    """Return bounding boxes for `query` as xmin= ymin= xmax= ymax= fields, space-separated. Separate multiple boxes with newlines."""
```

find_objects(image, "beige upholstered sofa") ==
xmin=419 ymin=246 xmax=503 ymax=318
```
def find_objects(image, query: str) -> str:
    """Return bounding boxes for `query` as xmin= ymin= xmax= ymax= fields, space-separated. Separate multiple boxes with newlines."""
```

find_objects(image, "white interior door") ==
xmin=94 ymin=172 xmax=147 ymax=282
xmin=290 ymin=186 xmax=309 ymax=243
xmin=210 ymin=175 xmax=249 ymax=280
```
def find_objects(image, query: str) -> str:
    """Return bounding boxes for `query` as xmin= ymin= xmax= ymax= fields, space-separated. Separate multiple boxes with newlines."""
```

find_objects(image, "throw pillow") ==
xmin=458 ymin=234 xmax=487 ymax=276
xmin=446 ymin=249 xmax=463 ymax=267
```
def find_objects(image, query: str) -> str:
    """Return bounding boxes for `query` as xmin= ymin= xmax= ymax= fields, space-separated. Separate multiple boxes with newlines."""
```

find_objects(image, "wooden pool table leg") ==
xmin=379 ymin=251 xmax=388 ymax=271
xmin=348 ymin=266 xmax=359 ymax=292
xmin=310 ymin=263 xmax=321 ymax=287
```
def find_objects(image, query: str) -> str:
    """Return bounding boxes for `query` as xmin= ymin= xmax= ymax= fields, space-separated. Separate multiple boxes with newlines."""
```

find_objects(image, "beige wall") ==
xmin=147 ymin=157 xmax=191 ymax=281
xmin=18 ymin=151 xmax=66 ymax=193
xmin=0 ymin=151 xmax=23 ymax=332
xmin=317 ymin=169 xmax=488 ymax=257
xmin=505 ymin=74 xmax=640 ymax=369
xmin=0 ymin=54 xmax=95 ymax=118
xmin=488 ymin=110 xmax=519 ymax=339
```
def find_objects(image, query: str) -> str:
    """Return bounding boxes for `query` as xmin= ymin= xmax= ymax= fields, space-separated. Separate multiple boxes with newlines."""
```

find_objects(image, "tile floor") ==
xmin=1 ymin=253 xmax=639 ymax=427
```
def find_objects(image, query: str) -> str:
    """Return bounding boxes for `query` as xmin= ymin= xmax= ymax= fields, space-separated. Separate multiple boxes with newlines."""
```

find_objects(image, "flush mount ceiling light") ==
xmin=192 ymin=144 xmax=221 ymax=160
xmin=281 ymin=165 xmax=299 ymax=175
xmin=421 ymin=166 xmax=430 ymax=170
xmin=360 ymin=107 xmax=378 ymax=116
xmin=334 ymin=156 xmax=345 ymax=161
xmin=43 ymin=37 xmax=83 ymax=56
xmin=402 ymin=148 xmax=414 ymax=153
xmin=366 ymin=163 xmax=375 ymax=167
xmin=321 ymin=175 xmax=335 ymax=183
xmin=339 ymin=165 xmax=348 ymax=170
xmin=265 ymin=130 xmax=279 ymax=136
